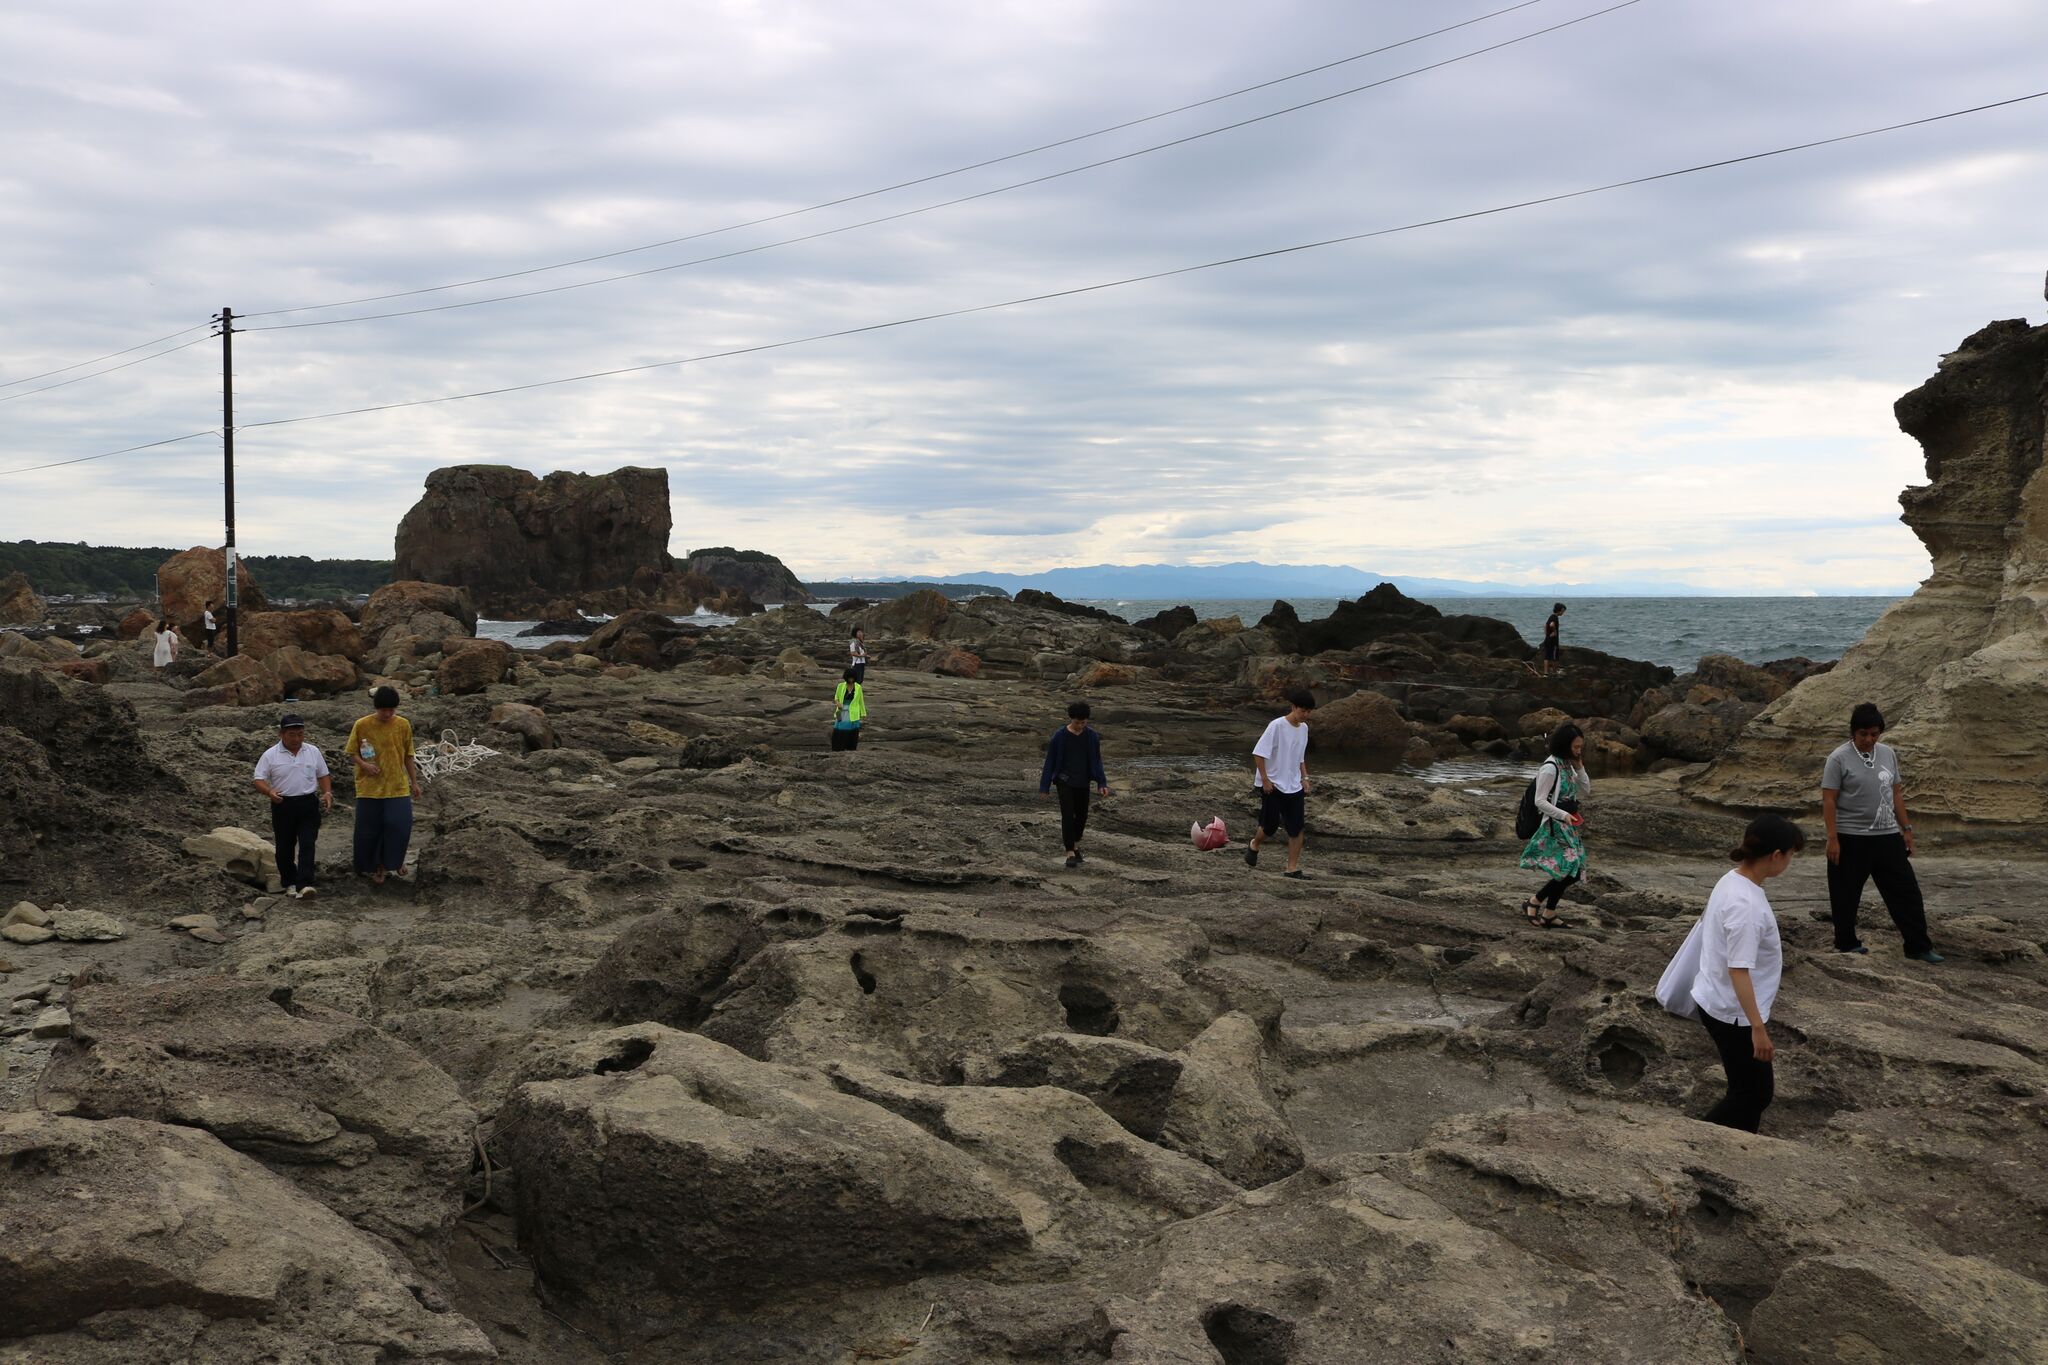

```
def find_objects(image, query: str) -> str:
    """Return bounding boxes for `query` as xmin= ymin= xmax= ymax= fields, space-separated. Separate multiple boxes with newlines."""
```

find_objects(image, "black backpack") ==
xmin=1514 ymin=759 xmax=1559 ymax=840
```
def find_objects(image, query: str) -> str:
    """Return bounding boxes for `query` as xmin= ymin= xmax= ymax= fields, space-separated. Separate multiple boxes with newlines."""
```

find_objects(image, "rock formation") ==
xmin=0 ymin=570 xmax=43 ymax=625
xmin=156 ymin=546 xmax=266 ymax=626
xmin=393 ymin=464 xmax=768 ymax=617
xmin=681 ymin=547 xmax=810 ymax=605
xmin=1694 ymin=317 xmax=2048 ymax=821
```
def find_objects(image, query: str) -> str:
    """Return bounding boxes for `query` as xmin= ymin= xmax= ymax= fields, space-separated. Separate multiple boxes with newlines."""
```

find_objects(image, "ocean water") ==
xmin=483 ymin=596 xmax=1899 ymax=671
xmin=1080 ymin=596 xmax=1901 ymax=672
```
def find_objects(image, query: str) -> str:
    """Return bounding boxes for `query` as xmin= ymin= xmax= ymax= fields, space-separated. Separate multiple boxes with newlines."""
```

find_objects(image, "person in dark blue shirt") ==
xmin=1039 ymin=701 xmax=1109 ymax=869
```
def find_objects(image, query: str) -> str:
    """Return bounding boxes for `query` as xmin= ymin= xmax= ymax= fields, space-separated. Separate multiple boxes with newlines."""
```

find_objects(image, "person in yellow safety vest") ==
xmin=831 ymin=669 xmax=867 ymax=751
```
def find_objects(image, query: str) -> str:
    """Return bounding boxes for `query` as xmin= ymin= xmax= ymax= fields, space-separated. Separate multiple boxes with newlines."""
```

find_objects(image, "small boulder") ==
xmin=188 ymin=653 xmax=284 ymax=708
xmin=48 ymin=909 xmax=127 ymax=943
xmin=238 ymin=609 xmax=365 ymax=662
xmin=866 ymin=588 xmax=951 ymax=640
xmin=1074 ymin=661 xmax=1144 ymax=687
xmin=2 ymin=923 xmax=54 ymax=946
xmin=1642 ymin=700 xmax=1760 ymax=763
xmin=4 ymin=901 xmax=50 ymax=928
xmin=1311 ymin=689 xmax=1409 ymax=753
xmin=183 ymin=826 xmax=283 ymax=893
xmin=1132 ymin=604 xmax=1199 ymax=638
xmin=488 ymin=701 xmax=559 ymax=751
xmin=118 ymin=607 xmax=156 ymax=639
xmin=266 ymin=645 xmax=359 ymax=697
xmin=1446 ymin=713 xmax=1506 ymax=744
xmin=435 ymin=638 xmax=512 ymax=695
xmin=1518 ymin=706 xmax=1572 ymax=738
xmin=918 ymin=646 xmax=982 ymax=679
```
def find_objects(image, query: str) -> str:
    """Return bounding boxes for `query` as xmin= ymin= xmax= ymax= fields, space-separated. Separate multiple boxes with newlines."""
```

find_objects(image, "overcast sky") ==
xmin=2 ymin=0 xmax=2043 ymax=591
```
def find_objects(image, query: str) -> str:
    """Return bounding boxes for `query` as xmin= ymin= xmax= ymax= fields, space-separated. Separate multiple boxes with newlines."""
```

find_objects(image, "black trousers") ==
xmin=271 ymin=793 xmax=321 ymax=890
xmin=1056 ymin=783 xmax=1091 ymax=850
xmin=1536 ymin=873 xmax=1580 ymax=908
xmin=1828 ymin=832 xmax=1932 ymax=955
xmin=830 ymin=726 xmax=861 ymax=751
xmin=1699 ymin=1009 xmax=1774 ymax=1133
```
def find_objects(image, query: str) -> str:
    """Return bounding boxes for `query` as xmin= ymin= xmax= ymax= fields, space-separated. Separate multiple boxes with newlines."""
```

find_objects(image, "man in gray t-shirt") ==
xmin=1820 ymin=702 xmax=1938 ymax=961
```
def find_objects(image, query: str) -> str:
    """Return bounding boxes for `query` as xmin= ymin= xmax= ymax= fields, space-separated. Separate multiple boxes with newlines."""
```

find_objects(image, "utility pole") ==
xmin=219 ymin=307 xmax=239 ymax=657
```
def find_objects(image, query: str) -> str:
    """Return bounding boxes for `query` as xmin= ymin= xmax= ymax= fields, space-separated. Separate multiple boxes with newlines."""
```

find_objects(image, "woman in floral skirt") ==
xmin=1519 ymin=722 xmax=1589 ymax=926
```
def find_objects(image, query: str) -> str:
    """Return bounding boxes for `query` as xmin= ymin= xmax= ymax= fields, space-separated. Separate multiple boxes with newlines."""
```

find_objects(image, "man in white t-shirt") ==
xmin=200 ymin=600 xmax=219 ymax=653
xmin=253 ymin=713 xmax=333 ymax=898
xmin=1246 ymin=689 xmax=1315 ymax=878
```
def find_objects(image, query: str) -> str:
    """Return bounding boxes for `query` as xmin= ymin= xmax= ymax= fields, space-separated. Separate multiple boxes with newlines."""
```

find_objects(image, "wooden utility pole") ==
xmin=219 ymin=307 xmax=239 ymax=657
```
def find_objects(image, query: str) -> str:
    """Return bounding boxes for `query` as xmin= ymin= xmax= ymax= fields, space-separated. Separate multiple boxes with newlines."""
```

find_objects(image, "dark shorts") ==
xmin=1258 ymin=787 xmax=1306 ymax=838
xmin=1541 ymin=639 xmax=1559 ymax=661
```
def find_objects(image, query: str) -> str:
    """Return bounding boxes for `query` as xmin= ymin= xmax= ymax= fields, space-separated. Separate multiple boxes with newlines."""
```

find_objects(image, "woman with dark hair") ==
xmin=848 ymin=626 xmax=868 ymax=685
xmin=830 ymin=668 xmax=867 ymax=751
xmin=1518 ymin=722 xmax=1589 ymax=926
xmin=345 ymin=685 xmax=419 ymax=885
xmin=150 ymin=618 xmax=179 ymax=672
xmin=1687 ymin=814 xmax=1805 ymax=1132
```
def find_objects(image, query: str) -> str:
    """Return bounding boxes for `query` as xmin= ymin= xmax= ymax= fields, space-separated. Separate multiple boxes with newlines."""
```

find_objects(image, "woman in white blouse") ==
xmin=1690 ymin=814 xmax=1806 ymax=1133
xmin=150 ymin=618 xmax=180 ymax=671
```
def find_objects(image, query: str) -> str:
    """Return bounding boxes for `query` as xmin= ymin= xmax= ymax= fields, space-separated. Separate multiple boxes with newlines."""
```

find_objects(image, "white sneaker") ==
xmin=296 ymin=885 xmax=317 ymax=901
xmin=285 ymin=886 xmax=303 ymax=899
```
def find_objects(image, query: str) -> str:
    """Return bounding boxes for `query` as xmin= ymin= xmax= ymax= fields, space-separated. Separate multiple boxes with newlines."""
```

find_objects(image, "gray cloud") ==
xmin=2 ymin=0 xmax=2044 ymax=591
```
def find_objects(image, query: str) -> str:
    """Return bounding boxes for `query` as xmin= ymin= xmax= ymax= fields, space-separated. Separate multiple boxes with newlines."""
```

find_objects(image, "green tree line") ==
xmin=1 ymin=541 xmax=393 ymax=600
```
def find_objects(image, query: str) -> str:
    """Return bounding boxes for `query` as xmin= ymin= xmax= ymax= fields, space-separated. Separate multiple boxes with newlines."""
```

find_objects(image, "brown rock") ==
xmin=1446 ymin=713 xmax=1506 ymax=744
xmin=1643 ymin=699 xmax=1761 ymax=763
xmin=704 ymin=655 xmax=746 ymax=677
xmin=52 ymin=658 xmax=109 ymax=685
xmin=918 ymin=646 xmax=982 ymax=679
xmin=266 ymin=645 xmax=359 ymax=697
xmin=1518 ymin=707 xmax=1572 ymax=738
xmin=358 ymin=580 xmax=477 ymax=655
xmin=156 ymin=546 xmax=266 ymax=626
xmin=1238 ymin=656 xmax=1330 ymax=702
xmin=488 ymin=701 xmax=559 ymax=751
xmin=188 ymin=653 xmax=283 ymax=708
xmin=394 ymin=464 xmax=681 ymax=615
xmin=0 ymin=570 xmax=42 ymax=625
xmin=435 ymin=639 xmax=512 ymax=695
xmin=238 ymin=609 xmax=365 ymax=662
xmin=1312 ymin=689 xmax=1410 ymax=752
xmin=866 ymin=589 xmax=951 ymax=640
xmin=1074 ymin=661 xmax=1144 ymax=687
xmin=584 ymin=609 xmax=690 ymax=668
xmin=680 ymin=548 xmax=810 ymax=605
xmin=118 ymin=607 xmax=155 ymax=640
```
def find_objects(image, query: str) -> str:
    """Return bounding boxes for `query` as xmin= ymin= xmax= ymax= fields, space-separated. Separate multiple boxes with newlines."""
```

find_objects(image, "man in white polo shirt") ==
xmin=253 ymin=712 xmax=333 ymax=899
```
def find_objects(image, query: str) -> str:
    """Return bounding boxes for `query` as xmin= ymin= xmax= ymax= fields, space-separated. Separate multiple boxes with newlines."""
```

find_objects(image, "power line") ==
xmin=0 ymin=321 xmax=213 ymax=392
xmin=0 ymin=430 xmax=217 ymax=478
xmin=241 ymin=0 xmax=1643 ymax=334
xmin=219 ymin=90 xmax=2045 ymax=435
xmin=240 ymin=0 xmax=1551 ymax=322
xmin=0 ymin=332 xmax=217 ymax=408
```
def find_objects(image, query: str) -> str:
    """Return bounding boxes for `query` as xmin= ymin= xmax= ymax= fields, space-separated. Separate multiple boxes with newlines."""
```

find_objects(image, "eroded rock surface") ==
xmin=1697 ymin=318 xmax=2048 ymax=821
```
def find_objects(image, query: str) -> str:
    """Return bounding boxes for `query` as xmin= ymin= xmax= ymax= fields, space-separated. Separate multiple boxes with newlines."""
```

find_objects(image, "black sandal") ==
xmin=1521 ymin=897 xmax=1563 ymax=928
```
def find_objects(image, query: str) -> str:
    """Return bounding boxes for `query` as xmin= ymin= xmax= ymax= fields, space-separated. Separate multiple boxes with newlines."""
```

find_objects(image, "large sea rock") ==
xmin=0 ymin=569 xmax=43 ymax=624
xmin=1693 ymin=317 xmax=2048 ymax=822
xmin=681 ymin=547 xmax=810 ymax=605
xmin=393 ymin=464 xmax=677 ymax=615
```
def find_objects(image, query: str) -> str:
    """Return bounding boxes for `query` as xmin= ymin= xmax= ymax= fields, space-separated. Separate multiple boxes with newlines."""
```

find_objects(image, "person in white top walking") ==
xmin=253 ymin=712 xmax=334 ymax=898
xmin=848 ymin=627 xmax=868 ymax=685
xmin=1689 ymin=814 xmax=1805 ymax=1133
xmin=1246 ymin=689 xmax=1315 ymax=879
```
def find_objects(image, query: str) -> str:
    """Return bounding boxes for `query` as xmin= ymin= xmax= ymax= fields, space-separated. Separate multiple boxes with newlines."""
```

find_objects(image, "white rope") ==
xmin=415 ymin=729 xmax=499 ymax=784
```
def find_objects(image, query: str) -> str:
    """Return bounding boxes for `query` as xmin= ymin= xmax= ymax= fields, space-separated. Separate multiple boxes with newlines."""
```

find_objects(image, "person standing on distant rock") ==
xmin=150 ymin=618 xmax=179 ymax=672
xmin=1537 ymin=602 xmax=1566 ymax=677
xmin=1822 ymin=702 xmax=1942 ymax=963
xmin=1519 ymin=723 xmax=1589 ymax=926
xmin=1247 ymin=689 xmax=1315 ymax=879
xmin=200 ymin=600 xmax=219 ymax=653
xmin=253 ymin=712 xmax=333 ymax=900
xmin=831 ymin=668 xmax=867 ymax=751
xmin=346 ymin=685 xmax=419 ymax=885
xmin=1689 ymin=814 xmax=1804 ymax=1133
xmin=1039 ymin=701 xmax=1109 ymax=869
xmin=848 ymin=627 xmax=868 ymax=685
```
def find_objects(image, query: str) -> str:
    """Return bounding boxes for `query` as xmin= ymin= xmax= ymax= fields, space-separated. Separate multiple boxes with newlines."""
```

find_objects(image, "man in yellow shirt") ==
xmin=345 ymin=685 xmax=420 ymax=884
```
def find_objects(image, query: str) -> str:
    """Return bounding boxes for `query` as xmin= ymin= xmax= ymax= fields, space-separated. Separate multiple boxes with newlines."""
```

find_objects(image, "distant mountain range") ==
xmin=877 ymin=562 xmax=1798 ymax=600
